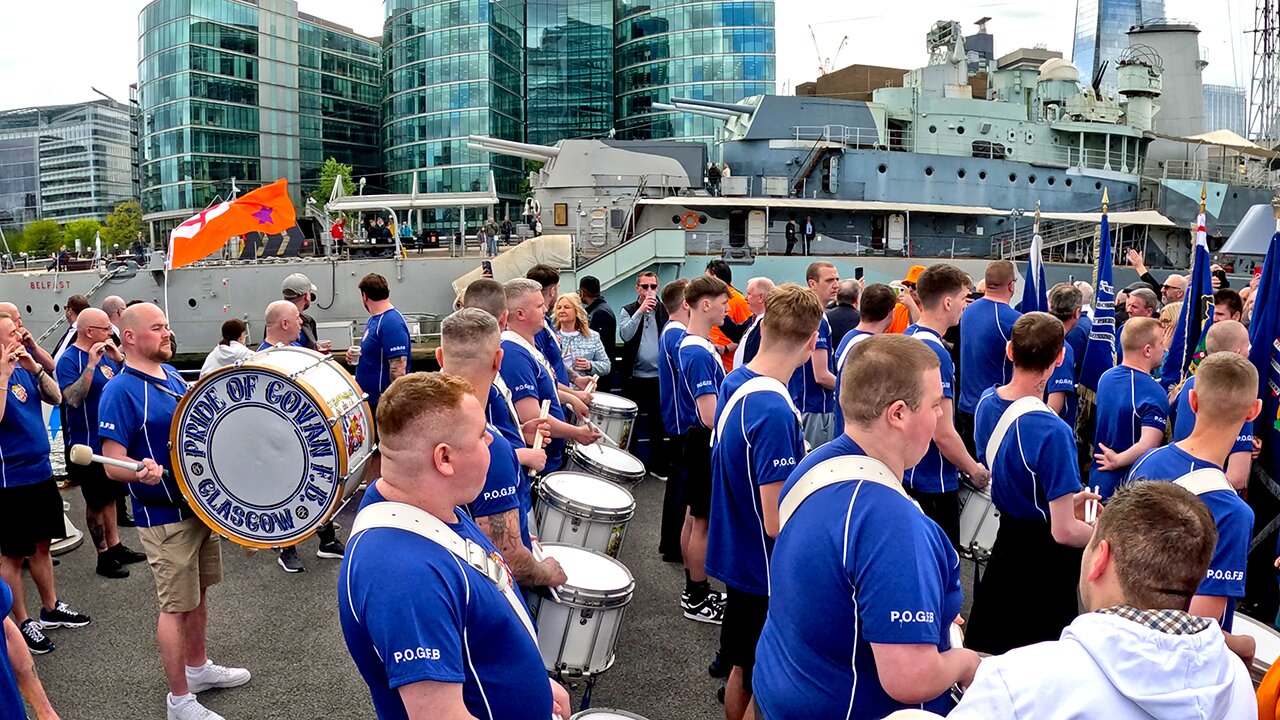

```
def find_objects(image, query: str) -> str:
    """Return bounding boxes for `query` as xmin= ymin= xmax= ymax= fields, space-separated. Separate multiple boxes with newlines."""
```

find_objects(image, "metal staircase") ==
xmin=994 ymin=200 xmax=1137 ymax=259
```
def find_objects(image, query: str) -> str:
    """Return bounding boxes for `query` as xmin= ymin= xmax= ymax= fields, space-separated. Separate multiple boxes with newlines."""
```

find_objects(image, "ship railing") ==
xmin=992 ymin=199 xmax=1138 ymax=259
xmin=791 ymin=125 xmax=1145 ymax=174
xmin=1152 ymin=160 xmax=1278 ymax=190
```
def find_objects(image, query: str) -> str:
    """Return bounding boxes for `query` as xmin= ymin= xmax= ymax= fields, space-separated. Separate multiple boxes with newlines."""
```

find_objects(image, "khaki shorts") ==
xmin=137 ymin=516 xmax=223 ymax=613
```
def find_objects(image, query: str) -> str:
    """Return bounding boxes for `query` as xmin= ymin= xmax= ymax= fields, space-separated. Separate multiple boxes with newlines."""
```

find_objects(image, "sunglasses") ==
xmin=639 ymin=283 xmax=658 ymax=290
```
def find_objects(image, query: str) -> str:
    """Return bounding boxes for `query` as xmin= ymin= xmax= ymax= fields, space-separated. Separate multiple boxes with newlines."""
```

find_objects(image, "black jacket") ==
xmin=584 ymin=297 xmax=617 ymax=355
xmin=825 ymin=303 xmax=861 ymax=349
xmin=620 ymin=297 xmax=669 ymax=377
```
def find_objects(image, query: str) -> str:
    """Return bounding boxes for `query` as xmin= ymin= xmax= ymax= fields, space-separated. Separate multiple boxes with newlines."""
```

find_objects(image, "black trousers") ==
xmin=660 ymin=434 xmax=687 ymax=559
xmin=907 ymin=488 xmax=960 ymax=552
xmin=785 ymin=236 xmax=797 ymax=255
xmin=623 ymin=375 xmax=669 ymax=476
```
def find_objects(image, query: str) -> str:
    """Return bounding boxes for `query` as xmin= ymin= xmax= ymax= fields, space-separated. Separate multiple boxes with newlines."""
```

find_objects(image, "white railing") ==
xmin=1155 ymin=160 xmax=1278 ymax=190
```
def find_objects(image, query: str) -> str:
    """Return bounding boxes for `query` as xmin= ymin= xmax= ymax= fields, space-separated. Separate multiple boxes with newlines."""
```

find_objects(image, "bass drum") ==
xmin=171 ymin=346 xmax=374 ymax=549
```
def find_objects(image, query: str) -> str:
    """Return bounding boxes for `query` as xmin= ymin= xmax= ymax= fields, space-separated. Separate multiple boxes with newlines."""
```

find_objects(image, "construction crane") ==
xmin=809 ymin=25 xmax=849 ymax=76
xmin=1249 ymin=0 xmax=1280 ymax=144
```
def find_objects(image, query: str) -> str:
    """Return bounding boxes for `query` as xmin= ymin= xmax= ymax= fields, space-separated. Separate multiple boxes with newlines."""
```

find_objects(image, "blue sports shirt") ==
xmin=467 ymin=427 xmax=532 ymax=552
xmin=1090 ymin=365 xmax=1168 ymax=499
xmin=676 ymin=335 xmax=724 ymax=433
xmin=657 ymin=321 xmax=687 ymax=435
xmin=56 ymin=347 xmax=121 ymax=453
xmin=902 ymin=325 xmax=958 ymax=493
xmin=787 ymin=315 xmax=834 ymax=414
xmin=973 ymin=387 xmax=1081 ymax=522
xmin=958 ymin=298 xmax=1020 ymax=414
xmin=499 ymin=339 xmax=567 ymax=470
xmin=354 ymin=308 xmax=412 ymax=409
xmin=0 ymin=367 xmax=52 ymax=487
xmin=1169 ymin=376 xmax=1254 ymax=454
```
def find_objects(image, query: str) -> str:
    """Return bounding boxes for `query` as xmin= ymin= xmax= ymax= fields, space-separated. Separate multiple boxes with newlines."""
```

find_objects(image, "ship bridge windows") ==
xmin=972 ymin=141 xmax=1005 ymax=160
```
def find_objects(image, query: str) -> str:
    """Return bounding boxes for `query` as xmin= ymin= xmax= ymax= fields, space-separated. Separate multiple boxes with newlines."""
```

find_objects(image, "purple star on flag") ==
xmin=252 ymin=206 xmax=274 ymax=224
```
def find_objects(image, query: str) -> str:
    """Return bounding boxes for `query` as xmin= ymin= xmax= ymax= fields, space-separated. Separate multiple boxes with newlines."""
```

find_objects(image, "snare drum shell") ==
xmin=958 ymin=486 xmax=1000 ymax=558
xmin=534 ymin=543 xmax=634 ymax=676
xmin=567 ymin=443 xmax=646 ymax=485
xmin=588 ymin=392 xmax=638 ymax=450
xmin=171 ymin=346 xmax=375 ymax=549
xmin=535 ymin=475 xmax=635 ymax=558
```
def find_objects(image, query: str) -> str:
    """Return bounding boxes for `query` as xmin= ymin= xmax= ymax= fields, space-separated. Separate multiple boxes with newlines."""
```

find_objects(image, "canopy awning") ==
xmin=326 ymin=188 xmax=498 ymax=213
xmin=637 ymin=196 xmax=1177 ymax=226
xmin=1155 ymin=129 xmax=1280 ymax=159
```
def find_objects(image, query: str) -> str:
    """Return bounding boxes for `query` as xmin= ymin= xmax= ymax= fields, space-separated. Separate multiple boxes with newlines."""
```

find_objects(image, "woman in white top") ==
xmin=201 ymin=318 xmax=256 ymax=377
xmin=554 ymin=293 xmax=611 ymax=376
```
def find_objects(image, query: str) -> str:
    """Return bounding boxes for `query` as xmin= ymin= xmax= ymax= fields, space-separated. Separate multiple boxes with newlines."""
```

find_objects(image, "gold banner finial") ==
xmin=1102 ymin=187 xmax=1109 ymax=211
xmin=1200 ymin=183 xmax=1207 ymax=214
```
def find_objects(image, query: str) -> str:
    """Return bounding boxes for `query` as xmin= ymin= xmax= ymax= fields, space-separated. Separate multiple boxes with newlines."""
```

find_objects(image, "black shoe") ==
xmin=110 ymin=543 xmax=147 ymax=565
xmin=96 ymin=553 xmax=130 ymax=579
xmin=39 ymin=600 xmax=91 ymax=628
xmin=278 ymin=547 xmax=305 ymax=573
xmin=316 ymin=538 xmax=345 ymax=559
xmin=708 ymin=651 xmax=730 ymax=679
xmin=19 ymin=619 xmax=53 ymax=654
xmin=117 ymin=511 xmax=136 ymax=528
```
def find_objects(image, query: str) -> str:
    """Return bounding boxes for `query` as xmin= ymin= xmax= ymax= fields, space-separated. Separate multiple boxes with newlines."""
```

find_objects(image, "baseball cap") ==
xmin=282 ymin=273 xmax=317 ymax=299
xmin=902 ymin=265 xmax=926 ymax=285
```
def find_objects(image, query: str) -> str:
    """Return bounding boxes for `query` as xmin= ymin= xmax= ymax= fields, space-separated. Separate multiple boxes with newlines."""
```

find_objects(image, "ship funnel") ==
xmin=466 ymin=136 xmax=561 ymax=162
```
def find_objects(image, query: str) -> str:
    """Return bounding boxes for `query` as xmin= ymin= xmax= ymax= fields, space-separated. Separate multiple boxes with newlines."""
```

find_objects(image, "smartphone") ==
xmin=854 ymin=267 xmax=864 ymax=281
xmin=481 ymin=260 xmax=494 ymax=277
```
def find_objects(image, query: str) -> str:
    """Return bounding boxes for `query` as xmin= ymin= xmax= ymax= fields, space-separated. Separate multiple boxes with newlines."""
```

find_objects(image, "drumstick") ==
xmin=584 ymin=377 xmax=597 ymax=394
xmin=532 ymin=400 xmax=551 ymax=451
xmin=69 ymin=443 xmax=144 ymax=472
xmin=531 ymin=540 xmax=563 ymax=604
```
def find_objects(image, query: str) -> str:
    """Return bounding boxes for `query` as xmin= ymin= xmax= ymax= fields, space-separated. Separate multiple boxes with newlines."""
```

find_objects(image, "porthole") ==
xmin=1009 ymin=173 xmax=1018 ymax=182
xmin=978 ymin=171 xmax=987 ymax=180
xmin=956 ymin=126 xmax=966 ymax=135
xmin=1047 ymin=176 xmax=1056 ymax=186
xmin=53 ymin=304 xmax=61 ymax=313
xmin=925 ymin=167 xmax=934 ymax=177
xmin=929 ymin=126 xmax=937 ymax=134
xmin=877 ymin=164 xmax=887 ymax=174
xmin=188 ymin=298 xmax=198 ymax=308
xmin=24 ymin=305 xmax=31 ymax=314
xmin=698 ymin=215 xmax=708 ymax=224
xmin=957 ymin=169 xmax=967 ymax=179
xmin=1065 ymin=178 xmax=1073 ymax=187
xmin=1028 ymin=174 xmax=1037 ymax=184
xmin=1095 ymin=181 xmax=1102 ymax=190
xmin=671 ymin=215 xmax=682 ymax=224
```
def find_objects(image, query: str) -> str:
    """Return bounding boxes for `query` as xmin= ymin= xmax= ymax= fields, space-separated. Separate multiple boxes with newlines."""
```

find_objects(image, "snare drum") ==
xmin=568 ymin=442 xmax=646 ymax=485
xmin=958 ymin=484 xmax=999 ymax=560
xmin=1233 ymin=613 xmax=1280 ymax=686
xmin=535 ymin=472 xmax=635 ymax=557
xmin=533 ymin=543 xmax=634 ymax=676
xmin=171 ymin=346 xmax=375 ymax=549
xmin=571 ymin=711 xmax=650 ymax=720
xmin=588 ymin=392 xmax=638 ymax=450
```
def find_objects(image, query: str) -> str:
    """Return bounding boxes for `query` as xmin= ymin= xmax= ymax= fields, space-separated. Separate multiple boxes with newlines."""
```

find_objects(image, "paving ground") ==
xmin=22 ymin=469 xmax=978 ymax=719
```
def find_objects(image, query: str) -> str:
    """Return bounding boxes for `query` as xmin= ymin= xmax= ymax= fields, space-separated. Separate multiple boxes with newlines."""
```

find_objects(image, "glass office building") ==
xmin=526 ymin=0 xmax=614 ymax=146
xmin=383 ymin=0 xmax=526 ymax=229
xmin=138 ymin=0 xmax=379 ymax=231
xmin=614 ymin=0 xmax=775 ymax=143
xmin=1204 ymin=84 xmax=1247 ymax=136
xmin=1072 ymin=0 xmax=1164 ymax=91
xmin=0 ymin=101 xmax=136 ymax=232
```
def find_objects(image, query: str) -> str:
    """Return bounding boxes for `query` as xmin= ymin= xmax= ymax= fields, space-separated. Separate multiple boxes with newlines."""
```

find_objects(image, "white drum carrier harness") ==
xmin=351 ymin=502 xmax=538 ymax=643
xmin=778 ymin=455 xmax=917 ymax=531
xmin=1174 ymin=468 xmax=1233 ymax=497
xmin=983 ymin=396 xmax=1056 ymax=474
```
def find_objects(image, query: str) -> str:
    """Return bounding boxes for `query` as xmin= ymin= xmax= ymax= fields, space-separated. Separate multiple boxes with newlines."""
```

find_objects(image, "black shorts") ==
xmin=0 ymin=479 xmax=66 ymax=558
xmin=683 ymin=426 xmax=712 ymax=518
xmin=70 ymin=460 xmax=125 ymax=511
xmin=721 ymin=587 xmax=769 ymax=688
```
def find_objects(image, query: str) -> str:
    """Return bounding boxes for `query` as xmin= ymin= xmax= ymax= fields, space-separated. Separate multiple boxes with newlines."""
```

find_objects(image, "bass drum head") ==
xmin=543 ymin=472 xmax=635 ymax=513
xmin=571 ymin=711 xmax=651 ymax=720
xmin=571 ymin=442 xmax=646 ymax=483
xmin=541 ymin=543 xmax=634 ymax=600
xmin=172 ymin=352 xmax=350 ymax=549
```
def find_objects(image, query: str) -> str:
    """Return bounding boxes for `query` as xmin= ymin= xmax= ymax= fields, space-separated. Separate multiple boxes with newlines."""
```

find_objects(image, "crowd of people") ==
xmin=1 ymin=251 xmax=1273 ymax=720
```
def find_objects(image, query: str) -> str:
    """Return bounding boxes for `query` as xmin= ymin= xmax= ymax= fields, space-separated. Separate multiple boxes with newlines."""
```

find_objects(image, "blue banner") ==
xmin=1079 ymin=212 xmax=1116 ymax=392
xmin=1016 ymin=232 xmax=1048 ymax=314
xmin=1249 ymin=232 xmax=1280 ymax=471
xmin=1160 ymin=215 xmax=1214 ymax=388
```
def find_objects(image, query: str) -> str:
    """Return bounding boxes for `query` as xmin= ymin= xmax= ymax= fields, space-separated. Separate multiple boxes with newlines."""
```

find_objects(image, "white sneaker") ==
xmin=186 ymin=660 xmax=252 ymax=693
xmin=167 ymin=693 xmax=225 ymax=720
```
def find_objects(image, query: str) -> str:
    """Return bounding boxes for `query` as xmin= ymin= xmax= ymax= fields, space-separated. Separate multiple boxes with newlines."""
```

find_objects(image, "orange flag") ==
xmin=167 ymin=179 xmax=297 ymax=269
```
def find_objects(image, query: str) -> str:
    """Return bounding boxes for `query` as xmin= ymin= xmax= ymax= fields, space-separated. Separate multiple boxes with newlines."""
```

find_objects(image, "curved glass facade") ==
xmin=1071 ymin=0 xmax=1164 ymax=91
xmin=614 ymin=0 xmax=775 ymax=142
xmin=383 ymin=0 xmax=526 ymax=228
xmin=138 ymin=0 xmax=380 ymax=229
xmin=527 ymin=0 xmax=614 ymax=145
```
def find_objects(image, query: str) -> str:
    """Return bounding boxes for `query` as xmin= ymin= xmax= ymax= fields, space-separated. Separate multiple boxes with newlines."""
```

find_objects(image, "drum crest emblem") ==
xmin=344 ymin=413 xmax=365 ymax=456
xmin=10 ymin=384 xmax=26 ymax=402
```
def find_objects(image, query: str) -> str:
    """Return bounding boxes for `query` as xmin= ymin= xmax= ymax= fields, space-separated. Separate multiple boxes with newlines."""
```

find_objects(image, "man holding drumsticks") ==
xmin=339 ymin=372 xmax=571 ymax=720
xmin=98 ymin=303 xmax=250 ymax=720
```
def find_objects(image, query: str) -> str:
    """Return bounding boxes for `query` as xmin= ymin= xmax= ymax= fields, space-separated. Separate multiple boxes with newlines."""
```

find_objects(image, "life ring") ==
xmin=681 ymin=211 xmax=700 ymax=230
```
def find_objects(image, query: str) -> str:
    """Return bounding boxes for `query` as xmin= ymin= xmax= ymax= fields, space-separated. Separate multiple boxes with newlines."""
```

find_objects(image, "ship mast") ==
xmin=1248 ymin=0 xmax=1280 ymax=144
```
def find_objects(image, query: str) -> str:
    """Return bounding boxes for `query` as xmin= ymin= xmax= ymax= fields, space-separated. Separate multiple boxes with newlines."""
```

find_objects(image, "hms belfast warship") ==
xmin=6 ymin=19 xmax=1272 ymax=355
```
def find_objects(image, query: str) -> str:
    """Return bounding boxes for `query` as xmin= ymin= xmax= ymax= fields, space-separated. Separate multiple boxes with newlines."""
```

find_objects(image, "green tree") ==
xmin=102 ymin=199 xmax=143 ymax=247
xmin=21 ymin=220 xmax=62 ymax=256
xmin=309 ymin=158 xmax=356 ymax=207
xmin=63 ymin=219 xmax=102 ymax=252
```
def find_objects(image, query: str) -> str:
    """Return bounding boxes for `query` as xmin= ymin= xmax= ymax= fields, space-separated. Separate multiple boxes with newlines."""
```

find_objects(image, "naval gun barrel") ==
xmin=669 ymin=97 xmax=756 ymax=115
xmin=466 ymin=135 xmax=560 ymax=162
xmin=654 ymin=103 xmax=739 ymax=122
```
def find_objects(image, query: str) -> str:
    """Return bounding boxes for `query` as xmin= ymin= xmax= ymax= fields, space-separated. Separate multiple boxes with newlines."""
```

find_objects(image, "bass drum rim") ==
xmin=169 ymin=351 xmax=371 ymax=550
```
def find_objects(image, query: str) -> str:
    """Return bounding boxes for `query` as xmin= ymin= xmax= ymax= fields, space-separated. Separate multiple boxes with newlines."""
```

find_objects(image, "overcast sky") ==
xmin=0 ymin=0 xmax=1255 ymax=109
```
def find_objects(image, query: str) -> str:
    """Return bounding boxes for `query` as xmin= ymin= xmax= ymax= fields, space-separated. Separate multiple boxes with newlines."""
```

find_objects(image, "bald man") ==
xmin=102 ymin=295 xmax=127 ymax=337
xmin=258 ymin=300 xmax=304 ymax=351
xmin=1126 ymin=248 xmax=1187 ymax=305
xmin=1161 ymin=274 xmax=1188 ymax=305
xmin=1169 ymin=321 xmax=1255 ymax=490
xmin=99 ymin=303 xmax=250 ymax=720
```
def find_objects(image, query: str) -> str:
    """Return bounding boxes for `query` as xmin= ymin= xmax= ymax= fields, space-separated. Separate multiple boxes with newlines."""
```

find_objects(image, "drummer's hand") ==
xmin=967 ymin=465 xmax=990 ymax=491
xmin=522 ymin=448 xmax=548 ymax=473
xmin=950 ymin=647 xmax=982 ymax=689
xmin=572 ymin=374 xmax=593 ymax=390
xmin=549 ymin=679 xmax=571 ymax=719
xmin=540 ymin=556 xmax=568 ymax=587
xmin=136 ymin=458 xmax=163 ymax=485
xmin=1072 ymin=488 xmax=1102 ymax=522
xmin=575 ymin=423 xmax=603 ymax=445
xmin=521 ymin=416 xmax=552 ymax=444
xmin=565 ymin=393 xmax=589 ymax=419
xmin=1093 ymin=443 xmax=1121 ymax=472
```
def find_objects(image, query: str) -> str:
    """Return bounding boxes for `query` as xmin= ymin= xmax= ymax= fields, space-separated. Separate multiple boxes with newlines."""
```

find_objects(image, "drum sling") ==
xmin=966 ymin=395 xmax=1080 ymax=656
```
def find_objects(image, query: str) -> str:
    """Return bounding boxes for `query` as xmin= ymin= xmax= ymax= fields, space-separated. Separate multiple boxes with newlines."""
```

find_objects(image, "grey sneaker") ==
xmin=185 ymin=660 xmax=251 ymax=693
xmin=277 ymin=547 xmax=305 ymax=573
